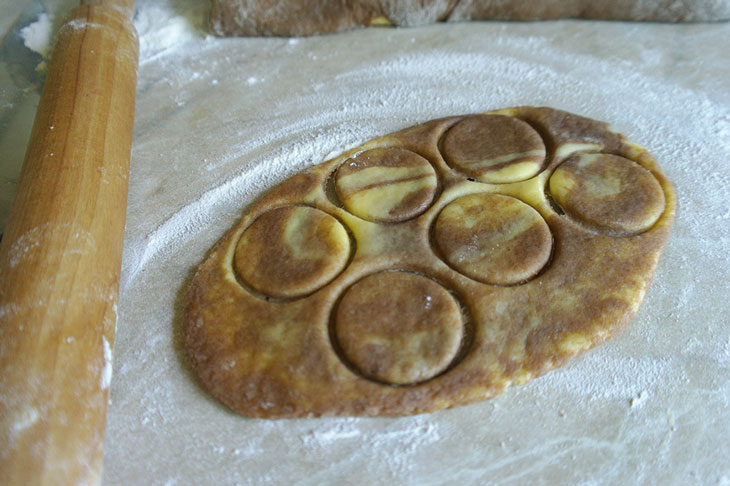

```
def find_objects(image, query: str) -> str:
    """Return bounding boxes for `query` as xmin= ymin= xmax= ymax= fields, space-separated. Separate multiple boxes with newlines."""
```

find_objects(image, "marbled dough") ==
xmin=184 ymin=106 xmax=675 ymax=418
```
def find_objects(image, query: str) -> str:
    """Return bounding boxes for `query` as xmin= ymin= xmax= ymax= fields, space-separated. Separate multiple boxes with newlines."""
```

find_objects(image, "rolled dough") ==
xmin=184 ymin=106 xmax=675 ymax=418
xmin=210 ymin=0 xmax=730 ymax=36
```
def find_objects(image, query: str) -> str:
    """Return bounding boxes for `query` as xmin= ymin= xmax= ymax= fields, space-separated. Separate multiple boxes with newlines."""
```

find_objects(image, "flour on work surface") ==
xmin=102 ymin=3 xmax=730 ymax=484
xmin=300 ymin=416 xmax=441 ymax=474
xmin=133 ymin=1 xmax=206 ymax=63
xmin=20 ymin=13 xmax=52 ymax=58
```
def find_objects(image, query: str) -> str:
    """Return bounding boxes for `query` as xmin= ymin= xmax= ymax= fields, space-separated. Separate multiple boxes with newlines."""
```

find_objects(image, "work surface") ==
xmin=2 ymin=1 xmax=729 ymax=484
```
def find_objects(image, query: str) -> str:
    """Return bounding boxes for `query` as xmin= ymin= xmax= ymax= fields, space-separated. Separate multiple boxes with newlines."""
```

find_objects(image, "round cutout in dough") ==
xmin=334 ymin=271 xmax=464 ymax=385
xmin=233 ymin=206 xmax=350 ymax=298
xmin=433 ymin=193 xmax=552 ymax=285
xmin=335 ymin=147 xmax=437 ymax=222
xmin=441 ymin=115 xmax=546 ymax=183
xmin=549 ymin=153 xmax=666 ymax=235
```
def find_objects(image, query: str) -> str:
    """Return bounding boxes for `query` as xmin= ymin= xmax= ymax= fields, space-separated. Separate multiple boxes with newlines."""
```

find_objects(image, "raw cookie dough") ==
xmin=210 ymin=0 xmax=730 ymax=36
xmin=184 ymin=106 xmax=675 ymax=418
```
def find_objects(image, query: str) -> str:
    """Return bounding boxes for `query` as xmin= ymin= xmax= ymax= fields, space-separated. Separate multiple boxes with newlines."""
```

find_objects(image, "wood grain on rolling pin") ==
xmin=0 ymin=2 xmax=138 ymax=485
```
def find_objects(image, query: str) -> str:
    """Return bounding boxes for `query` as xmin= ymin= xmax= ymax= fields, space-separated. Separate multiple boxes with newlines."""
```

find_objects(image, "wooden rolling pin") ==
xmin=0 ymin=1 xmax=138 ymax=485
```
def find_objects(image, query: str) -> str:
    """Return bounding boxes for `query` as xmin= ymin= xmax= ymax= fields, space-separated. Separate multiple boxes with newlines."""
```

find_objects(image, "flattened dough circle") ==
xmin=549 ymin=153 xmax=666 ymax=235
xmin=433 ymin=193 xmax=552 ymax=285
xmin=233 ymin=206 xmax=350 ymax=298
xmin=334 ymin=271 xmax=464 ymax=385
xmin=441 ymin=114 xmax=546 ymax=183
xmin=335 ymin=147 xmax=438 ymax=222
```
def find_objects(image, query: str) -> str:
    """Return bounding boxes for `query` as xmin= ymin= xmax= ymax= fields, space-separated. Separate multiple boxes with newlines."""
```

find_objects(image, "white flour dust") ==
xmin=101 ymin=3 xmax=730 ymax=485
xmin=5 ymin=1 xmax=728 ymax=484
xmin=133 ymin=2 xmax=205 ymax=63
xmin=20 ymin=12 xmax=52 ymax=58
xmin=299 ymin=416 xmax=442 ymax=475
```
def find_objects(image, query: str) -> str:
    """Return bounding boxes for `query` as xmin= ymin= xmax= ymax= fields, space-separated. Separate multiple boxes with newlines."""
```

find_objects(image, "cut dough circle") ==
xmin=334 ymin=271 xmax=464 ymax=385
xmin=441 ymin=114 xmax=546 ymax=183
xmin=433 ymin=193 xmax=552 ymax=285
xmin=233 ymin=206 xmax=350 ymax=298
xmin=549 ymin=153 xmax=666 ymax=235
xmin=335 ymin=147 xmax=438 ymax=222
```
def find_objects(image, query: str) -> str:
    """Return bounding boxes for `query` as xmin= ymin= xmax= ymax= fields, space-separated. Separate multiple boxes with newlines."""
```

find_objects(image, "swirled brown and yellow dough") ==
xmin=185 ymin=106 xmax=675 ymax=418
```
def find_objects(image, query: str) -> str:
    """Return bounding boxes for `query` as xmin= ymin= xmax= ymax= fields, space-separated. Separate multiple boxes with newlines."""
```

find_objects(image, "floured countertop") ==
xmin=1 ymin=1 xmax=729 ymax=484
